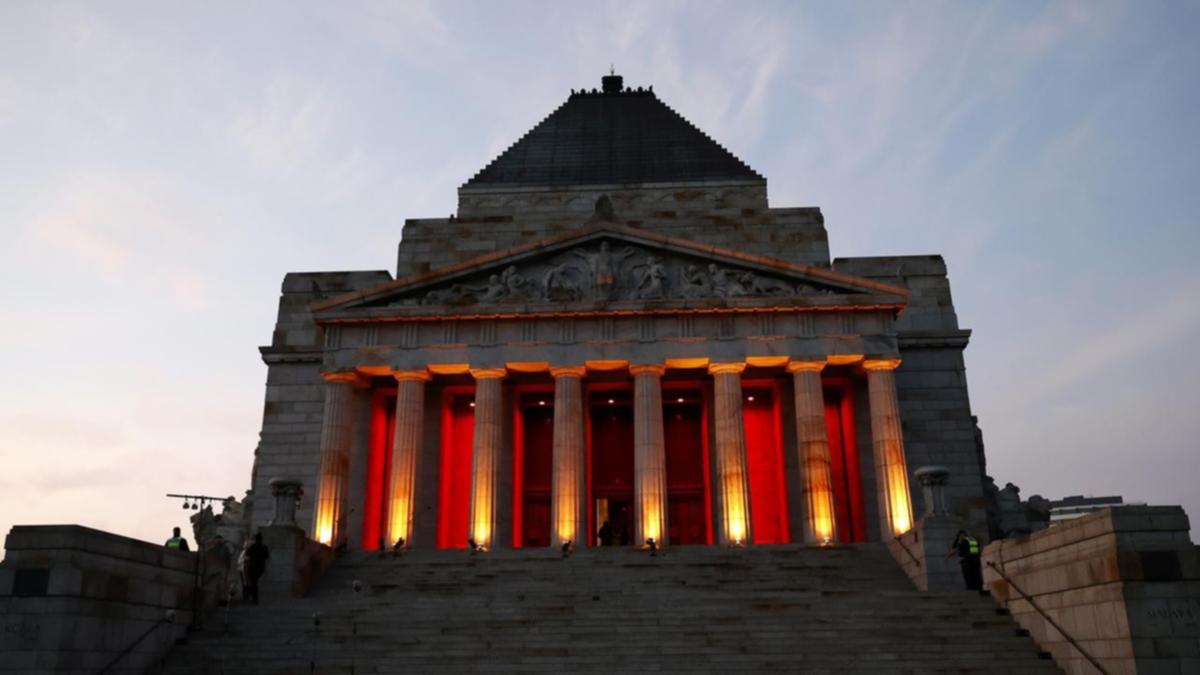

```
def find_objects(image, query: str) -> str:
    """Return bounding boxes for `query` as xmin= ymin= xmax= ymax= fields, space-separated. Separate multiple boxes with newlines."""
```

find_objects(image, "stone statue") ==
xmin=680 ymin=264 xmax=710 ymax=298
xmin=739 ymin=271 xmax=792 ymax=296
xmin=709 ymin=264 xmax=748 ymax=297
xmin=479 ymin=274 xmax=508 ymax=304
xmin=501 ymin=266 xmax=531 ymax=303
xmin=423 ymin=283 xmax=477 ymax=306
xmin=542 ymin=263 xmax=581 ymax=302
xmin=572 ymin=242 xmax=635 ymax=300
xmin=634 ymin=255 xmax=668 ymax=300
xmin=590 ymin=194 xmax=616 ymax=222
xmin=190 ymin=505 xmax=218 ymax=549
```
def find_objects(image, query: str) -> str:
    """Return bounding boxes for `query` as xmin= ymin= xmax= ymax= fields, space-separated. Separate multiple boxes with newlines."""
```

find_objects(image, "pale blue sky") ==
xmin=2 ymin=1 xmax=1197 ymax=545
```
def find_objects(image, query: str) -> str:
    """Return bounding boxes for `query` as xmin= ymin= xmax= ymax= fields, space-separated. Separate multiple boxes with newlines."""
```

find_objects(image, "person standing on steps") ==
xmin=243 ymin=532 xmax=270 ymax=604
xmin=165 ymin=526 xmax=191 ymax=552
xmin=944 ymin=530 xmax=983 ymax=591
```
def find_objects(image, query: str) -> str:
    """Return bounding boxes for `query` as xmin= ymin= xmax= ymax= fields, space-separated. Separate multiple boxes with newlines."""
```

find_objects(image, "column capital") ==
xmin=708 ymin=362 xmax=747 ymax=376
xmin=550 ymin=365 xmax=587 ymax=379
xmin=786 ymin=359 xmax=827 ymax=374
xmin=321 ymin=371 xmax=362 ymax=385
xmin=629 ymin=364 xmax=666 ymax=377
xmin=393 ymin=369 xmax=431 ymax=383
xmin=862 ymin=358 xmax=902 ymax=372
xmin=470 ymin=367 xmax=507 ymax=380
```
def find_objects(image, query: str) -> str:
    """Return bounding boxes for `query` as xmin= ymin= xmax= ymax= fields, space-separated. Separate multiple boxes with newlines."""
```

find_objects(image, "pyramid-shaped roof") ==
xmin=461 ymin=74 xmax=764 ymax=190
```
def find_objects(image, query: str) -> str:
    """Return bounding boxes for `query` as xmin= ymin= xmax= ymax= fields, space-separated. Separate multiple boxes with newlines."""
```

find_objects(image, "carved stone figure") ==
xmin=680 ymin=264 xmax=710 ymax=298
xmin=709 ymin=264 xmax=748 ymax=297
xmin=423 ymin=283 xmax=477 ymax=306
xmin=501 ymin=266 xmax=531 ymax=303
xmin=572 ymin=241 xmax=635 ymax=300
xmin=742 ymin=272 xmax=792 ymax=296
xmin=634 ymin=255 xmax=668 ymax=300
xmin=191 ymin=505 xmax=218 ymax=549
xmin=480 ymin=274 xmax=508 ymax=304
xmin=542 ymin=263 xmax=580 ymax=302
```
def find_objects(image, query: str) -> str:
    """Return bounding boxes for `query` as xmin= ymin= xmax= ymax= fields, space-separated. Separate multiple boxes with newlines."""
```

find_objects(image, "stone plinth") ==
xmin=982 ymin=506 xmax=1200 ymax=675
xmin=258 ymin=525 xmax=333 ymax=601
xmin=887 ymin=515 xmax=969 ymax=592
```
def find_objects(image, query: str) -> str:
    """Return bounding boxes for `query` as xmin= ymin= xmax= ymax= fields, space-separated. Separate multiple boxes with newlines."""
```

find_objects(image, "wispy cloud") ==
xmin=227 ymin=78 xmax=335 ymax=175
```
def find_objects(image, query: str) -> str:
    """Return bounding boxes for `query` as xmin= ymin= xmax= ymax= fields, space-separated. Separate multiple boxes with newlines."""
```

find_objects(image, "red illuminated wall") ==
xmin=437 ymin=390 xmax=475 ymax=549
xmin=361 ymin=390 xmax=396 ymax=550
xmin=664 ymin=386 xmax=709 ymax=545
xmin=744 ymin=384 xmax=789 ymax=544
xmin=824 ymin=381 xmax=865 ymax=543
xmin=513 ymin=390 xmax=553 ymax=548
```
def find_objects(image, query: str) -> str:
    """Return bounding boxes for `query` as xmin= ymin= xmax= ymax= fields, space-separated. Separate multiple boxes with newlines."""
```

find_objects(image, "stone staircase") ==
xmin=162 ymin=544 xmax=1058 ymax=674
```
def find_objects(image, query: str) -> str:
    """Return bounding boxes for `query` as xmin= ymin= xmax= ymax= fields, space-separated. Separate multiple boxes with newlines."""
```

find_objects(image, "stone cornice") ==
xmin=897 ymin=329 xmax=972 ymax=349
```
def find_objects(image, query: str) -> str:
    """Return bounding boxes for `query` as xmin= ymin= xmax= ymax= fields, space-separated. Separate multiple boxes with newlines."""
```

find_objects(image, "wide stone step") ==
xmin=163 ymin=544 xmax=1058 ymax=674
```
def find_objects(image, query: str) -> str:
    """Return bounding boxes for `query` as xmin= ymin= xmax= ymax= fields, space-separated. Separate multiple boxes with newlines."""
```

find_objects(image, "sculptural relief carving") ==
xmin=411 ymin=239 xmax=843 ymax=307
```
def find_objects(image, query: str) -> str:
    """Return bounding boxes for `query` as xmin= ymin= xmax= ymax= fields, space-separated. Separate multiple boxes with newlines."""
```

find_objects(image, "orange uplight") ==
xmin=316 ymin=520 xmax=334 ymax=546
xmin=888 ymin=465 xmax=913 ymax=535
xmin=642 ymin=503 xmax=662 ymax=545
xmin=808 ymin=482 xmax=836 ymax=543
xmin=387 ymin=496 xmax=411 ymax=545
xmin=722 ymin=472 xmax=750 ymax=546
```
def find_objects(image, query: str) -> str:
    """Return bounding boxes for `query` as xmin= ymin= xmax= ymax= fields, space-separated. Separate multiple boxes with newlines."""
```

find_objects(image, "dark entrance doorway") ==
xmin=516 ymin=391 xmax=553 ymax=547
xmin=664 ymin=388 xmax=709 ymax=545
xmin=589 ymin=389 xmax=634 ymax=546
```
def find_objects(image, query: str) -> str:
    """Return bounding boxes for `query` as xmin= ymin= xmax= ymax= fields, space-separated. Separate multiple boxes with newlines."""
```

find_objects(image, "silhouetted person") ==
xmin=242 ymin=532 xmax=270 ymax=604
xmin=598 ymin=520 xmax=613 ymax=547
xmin=944 ymin=530 xmax=983 ymax=591
xmin=165 ymin=526 xmax=190 ymax=552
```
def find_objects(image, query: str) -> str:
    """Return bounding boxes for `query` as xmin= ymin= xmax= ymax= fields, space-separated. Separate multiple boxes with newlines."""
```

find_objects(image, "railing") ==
xmin=97 ymin=612 xmax=174 ymax=674
xmin=985 ymin=560 xmax=1109 ymax=675
xmin=892 ymin=535 xmax=921 ymax=568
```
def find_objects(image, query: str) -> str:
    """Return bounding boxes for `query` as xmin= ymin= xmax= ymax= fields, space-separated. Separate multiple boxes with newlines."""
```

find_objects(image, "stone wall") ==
xmin=982 ymin=506 xmax=1200 ymax=675
xmin=397 ymin=183 xmax=830 ymax=277
xmin=253 ymin=270 xmax=391 ymax=532
xmin=834 ymin=255 xmax=986 ymax=535
xmin=0 ymin=526 xmax=200 ymax=674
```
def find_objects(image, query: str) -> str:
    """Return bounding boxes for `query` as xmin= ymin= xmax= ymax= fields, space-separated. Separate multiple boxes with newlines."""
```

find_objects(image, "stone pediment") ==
xmin=313 ymin=225 xmax=907 ymax=317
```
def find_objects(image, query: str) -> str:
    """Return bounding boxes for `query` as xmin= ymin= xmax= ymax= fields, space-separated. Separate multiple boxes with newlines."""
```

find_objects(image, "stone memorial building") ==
xmin=251 ymin=72 xmax=984 ymax=554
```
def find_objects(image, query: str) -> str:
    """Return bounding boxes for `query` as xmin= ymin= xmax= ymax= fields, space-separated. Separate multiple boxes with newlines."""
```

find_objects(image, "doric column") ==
xmin=384 ymin=369 xmax=430 ymax=548
xmin=468 ymin=368 xmax=506 ymax=549
xmin=788 ymin=360 xmax=838 ymax=544
xmin=710 ymin=363 xmax=751 ymax=546
xmin=550 ymin=366 xmax=587 ymax=547
xmin=312 ymin=372 xmax=358 ymax=546
xmin=864 ymin=358 xmax=914 ymax=537
xmin=631 ymin=364 xmax=667 ymax=547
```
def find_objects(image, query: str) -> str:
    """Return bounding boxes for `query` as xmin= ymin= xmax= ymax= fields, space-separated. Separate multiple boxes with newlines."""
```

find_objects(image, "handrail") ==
xmin=892 ymin=536 xmax=920 ymax=568
xmin=97 ymin=613 xmax=173 ymax=674
xmin=985 ymin=560 xmax=1109 ymax=675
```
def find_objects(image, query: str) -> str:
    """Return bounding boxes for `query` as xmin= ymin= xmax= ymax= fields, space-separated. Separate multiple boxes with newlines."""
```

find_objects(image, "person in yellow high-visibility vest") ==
xmin=165 ymin=526 xmax=191 ymax=552
xmin=944 ymin=530 xmax=982 ymax=590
